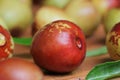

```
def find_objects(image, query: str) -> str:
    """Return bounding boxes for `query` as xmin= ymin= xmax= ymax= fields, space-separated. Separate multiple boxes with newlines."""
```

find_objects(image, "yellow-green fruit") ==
xmin=43 ymin=0 xmax=71 ymax=9
xmin=0 ymin=18 xmax=8 ymax=30
xmin=0 ymin=0 xmax=32 ymax=7
xmin=106 ymin=22 xmax=120 ymax=60
xmin=65 ymin=0 xmax=101 ymax=37
xmin=19 ymin=0 xmax=32 ymax=6
xmin=0 ymin=20 xmax=14 ymax=60
xmin=34 ymin=6 xmax=76 ymax=34
xmin=91 ymin=0 xmax=109 ymax=16
xmin=103 ymin=8 xmax=120 ymax=33
xmin=0 ymin=1 xmax=33 ymax=36
xmin=91 ymin=0 xmax=120 ymax=17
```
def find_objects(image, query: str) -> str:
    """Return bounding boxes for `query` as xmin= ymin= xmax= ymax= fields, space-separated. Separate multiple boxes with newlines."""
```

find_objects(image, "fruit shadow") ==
xmin=43 ymin=69 xmax=72 ymax=76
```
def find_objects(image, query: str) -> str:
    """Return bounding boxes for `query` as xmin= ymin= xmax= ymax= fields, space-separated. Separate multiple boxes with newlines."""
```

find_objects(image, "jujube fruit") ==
xmin=32 ymin=6 xmax=76 ymax=35
xmin=0 ymin=25 xmax=14 ymax=61
xmin=91 ymin=0 xmax=120 ymax=16
xmin=0 ymin=1 xmax=33 ymax=36
xmin=103 ymin=8 xmax=120 ymax=33
xmin=31 ymin=20 xmax=86 ymax=73
xmin=0 ymin=58 xmax=43 ymax=80
xmin=106 ymin=22 xmax=120 ymax=60
xmin=0 ymin=18 xmax=8 ymax=29
xmin=42 ymin=0 xmax=71 ymax=9
xmin=64 ymin=0 xmax=101 ymax=37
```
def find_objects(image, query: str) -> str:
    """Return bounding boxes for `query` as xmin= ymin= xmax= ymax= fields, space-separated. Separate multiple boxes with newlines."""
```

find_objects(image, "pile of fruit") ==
xmin=0 ymin=0 xmax=120 ymax=80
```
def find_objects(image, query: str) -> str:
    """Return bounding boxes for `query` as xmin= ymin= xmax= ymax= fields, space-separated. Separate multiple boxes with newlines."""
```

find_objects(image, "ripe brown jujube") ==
xmin=0 ymin=58 xmax=43 ymax=80
xmin=31 ymin=20 xmax=86 ymax=73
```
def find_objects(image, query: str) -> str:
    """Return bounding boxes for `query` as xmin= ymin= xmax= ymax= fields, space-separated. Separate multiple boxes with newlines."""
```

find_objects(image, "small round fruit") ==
xmin=0 ymin=0 xmax=32 ymax=7
xmin=31 ymin=20 xmax=86 ymax=73
xmin=106 ymin=22 xmax=120 ymax=60
xmin=64 ymin=0 xmax=101 ymax=37
xmin=103 ymin=8 xmax=120 ymax=33
xmin=0 ymin=1 xmax=33 ymax=36
xmin=18 ymin=0 xmax=32 ymax=6
xmin=32 ymin=6 xmax=76 ymax=35
xmin=0 ymin=25 xmax=14 ymax=61
xmin=0 ymin=58 xmax=43 ymax=80
xmin=91 ymin=0 xmax=120 ymax=16
xmin=0 ymin=18 xmax=8 ymax=29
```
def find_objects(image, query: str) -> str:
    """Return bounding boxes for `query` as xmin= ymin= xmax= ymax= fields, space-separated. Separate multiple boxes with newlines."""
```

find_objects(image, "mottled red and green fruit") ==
xmin=106 ymin=22 xmax=120 ymax=60
xmin=0 ymin=25 xmax=14 ymax=61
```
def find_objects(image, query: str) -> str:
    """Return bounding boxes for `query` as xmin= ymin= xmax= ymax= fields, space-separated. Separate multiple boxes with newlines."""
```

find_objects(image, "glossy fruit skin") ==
xmin=106 ymin=22 xmax=120 ymax=60
xmin=31 ymin=20 xmax=86 ymax=73
xmin=0 ymin=58 xmax=43 ymax=80
xmin=0 ymin=25 xmax=14 ymax=61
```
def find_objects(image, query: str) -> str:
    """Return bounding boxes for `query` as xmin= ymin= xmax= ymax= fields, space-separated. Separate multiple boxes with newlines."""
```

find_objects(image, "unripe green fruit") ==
xmin=0 ymin=18 xmax=8 ymax=30
xmin=43 ymin=0 xmax=71 ymax=9
xmin=0 ymin=1 xmax=33 ymax=36
xmin=18 ymin=0 xmax=32 ymax=6
xmin=33 ymin=6 xmax=76 ymax=34
xmin=65 ymin=0 xmax=101 ymax=37
xmin=103 ymin=8 xmax=120 ymax=33
xmin=0 ymin=0 xmax=32 ymax=7
xmin=91 ymin=0 xmax=120 ymax=17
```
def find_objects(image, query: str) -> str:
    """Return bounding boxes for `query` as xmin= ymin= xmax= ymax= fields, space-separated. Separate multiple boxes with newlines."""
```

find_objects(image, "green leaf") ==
xmin=86 ymin=46 xmax=107 ymax=57
xmin=13 ymin=37 xmax=32 ymax=46
xmin=86 ymin=60 xmax=120 ymax=80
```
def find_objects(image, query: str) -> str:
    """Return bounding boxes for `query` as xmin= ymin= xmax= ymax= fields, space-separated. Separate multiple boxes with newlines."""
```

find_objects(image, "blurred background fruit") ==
xmin=42 ymin=0 xmax=71 ymax=9
xmin=0 ymin=18 xmax=8 ymax=29
xmin=91 ymin=0 xmax=120 ymax=18
xmin=32 ymin=6 xmax=76 ymax=35
xmin=64 ymin=0 xmax=101 ymax=37
xmin=0 ymin=0 xmax=33 ymax=37
xmin=103 ymin=8 xmax=120 ymax=33
xmin=0 ymin=0 xmax=32 ymax=5
xmin=19 ymin=0 xmax=33 ymax=7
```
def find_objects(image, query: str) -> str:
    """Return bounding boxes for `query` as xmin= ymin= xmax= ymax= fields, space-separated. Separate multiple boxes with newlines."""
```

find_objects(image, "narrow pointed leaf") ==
xmin=86 ymin=60 xmax=120 ymax=80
